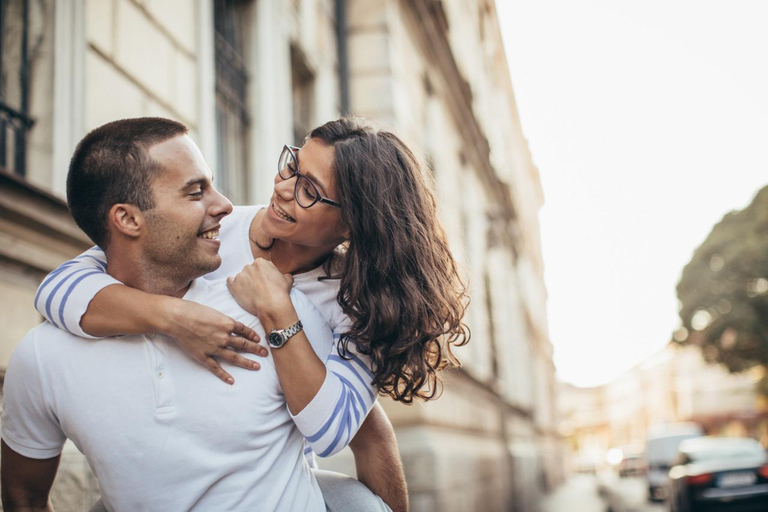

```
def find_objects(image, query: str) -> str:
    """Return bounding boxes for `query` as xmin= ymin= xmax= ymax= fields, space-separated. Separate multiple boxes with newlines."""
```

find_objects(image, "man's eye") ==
xmin=190 ymin=190 xmax=203 ymax=197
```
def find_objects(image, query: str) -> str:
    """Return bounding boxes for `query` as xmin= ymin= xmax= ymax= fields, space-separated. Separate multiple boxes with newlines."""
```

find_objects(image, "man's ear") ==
xmin=107 ymin=203 xmax=145 ymax=240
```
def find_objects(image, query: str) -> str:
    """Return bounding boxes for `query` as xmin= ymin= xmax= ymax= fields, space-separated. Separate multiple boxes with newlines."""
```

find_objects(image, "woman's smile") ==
xmin=271 ymin=201 xmax=296 ymax=223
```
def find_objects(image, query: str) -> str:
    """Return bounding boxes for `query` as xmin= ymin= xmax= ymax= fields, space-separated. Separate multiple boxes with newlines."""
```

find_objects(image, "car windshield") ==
xmin=646 ymin=435 xmax=701 ymax=463
xmin=683 ymin=439 xmax=765 ymax=463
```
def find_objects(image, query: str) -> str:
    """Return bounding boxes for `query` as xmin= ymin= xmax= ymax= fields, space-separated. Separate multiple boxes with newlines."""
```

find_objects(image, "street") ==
xmin=542 ymin=474 xmax=668 ymax=512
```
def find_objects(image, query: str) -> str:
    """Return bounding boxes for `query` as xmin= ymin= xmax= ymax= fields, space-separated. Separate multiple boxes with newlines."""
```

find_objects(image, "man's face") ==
xmin=142 ymin=135 xmax=232 ymax=280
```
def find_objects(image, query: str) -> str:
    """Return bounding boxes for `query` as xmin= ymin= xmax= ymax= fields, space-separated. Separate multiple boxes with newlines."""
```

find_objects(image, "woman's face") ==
xmin=262 ymin=138 xmax=347 ymax=251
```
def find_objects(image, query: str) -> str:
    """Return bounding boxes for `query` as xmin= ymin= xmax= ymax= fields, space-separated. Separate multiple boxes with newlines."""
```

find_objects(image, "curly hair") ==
xmin=310 ymin=118 xmax=470 ymax=403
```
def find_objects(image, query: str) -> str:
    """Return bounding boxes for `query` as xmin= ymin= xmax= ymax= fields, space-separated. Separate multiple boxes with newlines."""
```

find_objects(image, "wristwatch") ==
xmin=267 ymin=320 xmax=303 ymax=349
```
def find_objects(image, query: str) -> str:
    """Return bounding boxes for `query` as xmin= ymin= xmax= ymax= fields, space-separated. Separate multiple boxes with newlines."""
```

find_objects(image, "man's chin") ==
xmin=200 ymin=255 xmax=222 ymax=275
xmin=185 ymin=255 xmax=222 ymax=281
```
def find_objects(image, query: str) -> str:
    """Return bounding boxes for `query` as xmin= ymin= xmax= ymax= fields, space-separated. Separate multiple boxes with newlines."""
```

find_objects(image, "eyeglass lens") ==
xmin=278 ymin=147 xmax=320 ymax=208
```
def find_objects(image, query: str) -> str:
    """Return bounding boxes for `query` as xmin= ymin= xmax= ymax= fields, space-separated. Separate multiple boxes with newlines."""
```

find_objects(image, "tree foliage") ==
xmin=676 ymin=185 xmax=768 ymax=377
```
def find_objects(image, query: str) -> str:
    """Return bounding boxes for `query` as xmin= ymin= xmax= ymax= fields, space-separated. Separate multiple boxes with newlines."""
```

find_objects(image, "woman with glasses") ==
xmin=34 ymin=117 xmax=469 ymax=511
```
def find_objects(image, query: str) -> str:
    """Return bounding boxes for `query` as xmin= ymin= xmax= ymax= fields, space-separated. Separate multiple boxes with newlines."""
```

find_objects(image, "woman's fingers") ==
xmin=230 ymin=320 xmax=260 ymax=342
xmin=219 ymin=350 xmax=261 ymax=371
xmin=229 ymin=337 xmax=268 ymax=357
xmin=205 ymin=357 xmax=235 ymax=385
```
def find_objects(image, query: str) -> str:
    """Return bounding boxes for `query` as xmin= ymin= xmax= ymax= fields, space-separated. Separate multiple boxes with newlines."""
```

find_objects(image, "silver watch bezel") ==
xmin=267 ymin=320 xmax=303 ymax=348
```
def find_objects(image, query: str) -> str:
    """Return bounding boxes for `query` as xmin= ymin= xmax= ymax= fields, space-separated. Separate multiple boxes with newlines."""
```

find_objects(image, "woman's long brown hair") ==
xmin=311 ymin=118 xmax=470 ymax=403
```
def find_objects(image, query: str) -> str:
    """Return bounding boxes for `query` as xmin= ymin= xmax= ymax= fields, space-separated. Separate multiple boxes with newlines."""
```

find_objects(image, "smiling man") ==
xmin=0 ymin=118 xmax=334 ymax=511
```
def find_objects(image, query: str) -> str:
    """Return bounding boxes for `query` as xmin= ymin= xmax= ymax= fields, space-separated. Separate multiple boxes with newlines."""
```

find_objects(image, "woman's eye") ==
xmin=301 ymin=182 xmax=317 ymax=199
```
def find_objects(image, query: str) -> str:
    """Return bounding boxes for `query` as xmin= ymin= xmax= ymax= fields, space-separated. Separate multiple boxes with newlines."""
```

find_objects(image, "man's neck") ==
xmin=106 ymin=249 xmax=193 ymax=298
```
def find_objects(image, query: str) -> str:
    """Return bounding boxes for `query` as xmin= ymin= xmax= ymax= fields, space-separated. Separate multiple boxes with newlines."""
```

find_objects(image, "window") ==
xmin=214 ymin=0 xmax=251 ymax=204
xmin=291 ymin=45 xmax=314 ymax=146
xmin=0 ymin=0 xmax=34 ymax=177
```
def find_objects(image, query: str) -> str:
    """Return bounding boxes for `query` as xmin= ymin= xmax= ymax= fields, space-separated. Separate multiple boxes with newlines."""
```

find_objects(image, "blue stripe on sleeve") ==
xmin=318 ymin=389 xmax=353 ymax=457
xmin=333 ymin=372 xmax=368 ymax=414
xmin=34 ymin=261 xmax=79 ymax=311
xmin=342 ymin=352 xmax=375 ymax=380
xmin=58 ymin=270 xmax=105 ymax=331
xmin=44 ymin=268 xmax=93 ymax=328
xmin=328 ymin=355 xmax=376 ymax=401
xmin=334 ymin=373 xmax=362 ymax=427
xmin=330 ymin=333 xmax=376 ymax=379
xmin=305 ymin=386 xmax=348 ymax=444
xmin=77 ymin=255 xmax=107 ymax=271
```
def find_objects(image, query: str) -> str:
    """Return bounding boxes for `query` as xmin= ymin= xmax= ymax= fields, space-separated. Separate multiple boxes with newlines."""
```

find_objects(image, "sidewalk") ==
xmin=541 ymin=474 xmax=607 ymax=512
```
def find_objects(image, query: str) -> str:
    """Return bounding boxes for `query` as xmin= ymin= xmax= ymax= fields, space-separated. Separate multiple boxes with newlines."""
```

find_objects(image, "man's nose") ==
xmin=210 ymin=187 xmax=233 ymax=218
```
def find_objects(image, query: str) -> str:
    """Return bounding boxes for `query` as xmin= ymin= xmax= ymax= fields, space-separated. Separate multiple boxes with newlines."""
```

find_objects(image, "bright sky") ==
xmin=495 ymin=0 xmax=768 ymax=387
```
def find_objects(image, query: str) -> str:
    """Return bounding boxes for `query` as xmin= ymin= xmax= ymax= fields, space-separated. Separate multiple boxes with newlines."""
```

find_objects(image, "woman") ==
xmin=36 ymin=117 xmax=469 ymax=507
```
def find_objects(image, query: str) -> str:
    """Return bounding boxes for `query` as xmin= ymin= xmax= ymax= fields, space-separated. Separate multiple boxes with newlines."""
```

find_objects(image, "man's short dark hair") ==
xmin=67 ymin=117 xmax=188 ymax=248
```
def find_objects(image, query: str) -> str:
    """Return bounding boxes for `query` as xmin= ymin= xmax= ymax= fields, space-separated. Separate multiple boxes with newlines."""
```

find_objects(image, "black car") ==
xmin=668 ymin=437 xmax=768 ymax=512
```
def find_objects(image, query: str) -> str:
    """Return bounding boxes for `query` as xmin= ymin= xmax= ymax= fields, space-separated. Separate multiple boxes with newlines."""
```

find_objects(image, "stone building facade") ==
xmin=559 ymin=342 xmax=768 ymax=475
xmin=0 ymin=1 xmax=561 ymax=510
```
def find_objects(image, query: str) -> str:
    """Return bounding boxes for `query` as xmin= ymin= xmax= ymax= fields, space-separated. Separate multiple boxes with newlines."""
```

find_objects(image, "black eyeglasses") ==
xmin=277 ymin=145 xmax=341 ymax=209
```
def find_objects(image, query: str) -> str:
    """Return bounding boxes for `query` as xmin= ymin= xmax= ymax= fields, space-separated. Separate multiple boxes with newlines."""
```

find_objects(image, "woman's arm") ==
xmin=228 ymin=259 xmax=378 ymax=456
xmin=35 ymin=248 xmax=266 ymax=383
xmin=34 ymin=247 xmax=117 ymax=336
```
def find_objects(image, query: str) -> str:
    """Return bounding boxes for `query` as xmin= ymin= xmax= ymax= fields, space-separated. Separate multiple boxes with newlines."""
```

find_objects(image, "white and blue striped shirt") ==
xmin=34 ymin=205 xmax=378 ymax=460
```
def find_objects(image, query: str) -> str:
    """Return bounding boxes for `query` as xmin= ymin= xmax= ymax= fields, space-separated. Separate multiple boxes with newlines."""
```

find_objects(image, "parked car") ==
xmin=646 ymin=423 xmax=705 ymax=501
xmin=668 ymin=436 xmax=768 ymax=512
xmin=619 ymin=453 xmax=646 ymax=477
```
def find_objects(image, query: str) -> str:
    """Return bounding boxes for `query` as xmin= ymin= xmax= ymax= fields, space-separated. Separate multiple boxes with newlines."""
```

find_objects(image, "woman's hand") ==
xmin=227 ymin=258 xmax=295 ymax=323
xmin=163 ymin=299 xmax=268 ymax=384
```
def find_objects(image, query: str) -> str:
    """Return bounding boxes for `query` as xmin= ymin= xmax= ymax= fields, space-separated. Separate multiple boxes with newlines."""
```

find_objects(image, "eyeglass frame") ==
xmin=278 ymin=145 xmax=342 ymax=209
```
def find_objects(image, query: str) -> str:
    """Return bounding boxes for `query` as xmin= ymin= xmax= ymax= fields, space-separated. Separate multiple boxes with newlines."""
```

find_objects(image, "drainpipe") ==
xmin=335 ymin=0 xmax=350 ymax=115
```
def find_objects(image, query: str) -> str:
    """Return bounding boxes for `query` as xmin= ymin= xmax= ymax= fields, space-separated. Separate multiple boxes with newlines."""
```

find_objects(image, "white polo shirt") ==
xmin=1 ymin=278 xmax=330 ymax=512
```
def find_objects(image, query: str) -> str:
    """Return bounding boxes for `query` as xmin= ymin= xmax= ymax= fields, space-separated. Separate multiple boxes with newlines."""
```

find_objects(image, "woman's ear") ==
xmin=108 ymin=203 xmax=145 ymax=240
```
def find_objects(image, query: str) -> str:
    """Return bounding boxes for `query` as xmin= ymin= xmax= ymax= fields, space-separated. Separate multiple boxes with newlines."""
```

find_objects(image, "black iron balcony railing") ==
xmin=213 ymin=0 xmax=250 ymax=203
xmin=1 ymin=0 xmax=34 ymax=178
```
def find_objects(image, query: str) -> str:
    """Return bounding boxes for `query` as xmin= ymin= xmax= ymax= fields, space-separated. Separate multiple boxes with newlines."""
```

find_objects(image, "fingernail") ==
xmin=252 ymin=362 xmax=260 ymax=369
xmin=227 ymin=377 xmax=234 ymax=385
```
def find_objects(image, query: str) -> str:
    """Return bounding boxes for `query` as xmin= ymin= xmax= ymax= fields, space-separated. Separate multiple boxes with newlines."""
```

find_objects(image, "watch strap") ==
xmin=269 ymin=319 xmax=303 ymax=348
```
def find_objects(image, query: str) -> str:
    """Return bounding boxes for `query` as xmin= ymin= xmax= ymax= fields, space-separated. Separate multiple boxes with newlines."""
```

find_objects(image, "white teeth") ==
xmin=198 ymin=229 xmax=219 ymax=240
xmin=273 ymin=203 xmax=295 ymax=222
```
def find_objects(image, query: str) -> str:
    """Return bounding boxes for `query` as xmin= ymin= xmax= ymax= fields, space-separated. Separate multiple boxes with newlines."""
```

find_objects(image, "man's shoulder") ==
xmin=18 ymin=321 xmax=82 ymax=347
xmin=191 ymin=278 xmax=263 ymax=329
xmin=8 ymin=322 xmax=72 ymax=371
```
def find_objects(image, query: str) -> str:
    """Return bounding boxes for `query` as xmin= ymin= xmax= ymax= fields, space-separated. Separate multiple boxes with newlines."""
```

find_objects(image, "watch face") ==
xmin=268 ymin=332 xmax=284 ymax=348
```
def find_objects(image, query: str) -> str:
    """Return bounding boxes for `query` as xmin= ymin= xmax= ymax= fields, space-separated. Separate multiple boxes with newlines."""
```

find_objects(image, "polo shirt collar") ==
xmin=182 ymin=278 xmax=210 ymax=304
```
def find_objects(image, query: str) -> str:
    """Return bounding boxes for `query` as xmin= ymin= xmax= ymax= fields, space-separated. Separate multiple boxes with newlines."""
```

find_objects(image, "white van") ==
xmin=645 ymin=423 xmax=705 ymax=501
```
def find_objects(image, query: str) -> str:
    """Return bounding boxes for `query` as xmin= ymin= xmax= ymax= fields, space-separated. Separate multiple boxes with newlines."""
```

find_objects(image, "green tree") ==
xmin=676 ymin=185 xmax=768 ymax=393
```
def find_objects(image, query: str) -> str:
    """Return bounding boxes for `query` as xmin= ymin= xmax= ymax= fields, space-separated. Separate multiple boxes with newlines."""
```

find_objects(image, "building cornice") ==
xmin=402 ymin=0 xmax=519 ymax=254
xmin=0 ymin=171 xmax=91 ymax=272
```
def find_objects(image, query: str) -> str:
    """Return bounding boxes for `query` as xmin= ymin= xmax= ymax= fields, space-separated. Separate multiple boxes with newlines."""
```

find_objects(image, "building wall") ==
xmin=560 ymin=342 xmax=768 ymax=475
xmin=0 ymin=1 xmax=559 ymax=510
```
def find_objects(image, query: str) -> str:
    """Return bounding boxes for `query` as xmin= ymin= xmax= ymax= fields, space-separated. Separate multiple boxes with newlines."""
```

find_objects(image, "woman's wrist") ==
xmin=259 ymin=303 xmax=299 ymax=331
xmin=151 ymin=294 xmax=185 ymax=335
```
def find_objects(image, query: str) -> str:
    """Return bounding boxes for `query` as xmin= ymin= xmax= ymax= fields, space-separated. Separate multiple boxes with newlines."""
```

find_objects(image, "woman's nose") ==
xmin=274 ymin=174 xmax=296 ymax=201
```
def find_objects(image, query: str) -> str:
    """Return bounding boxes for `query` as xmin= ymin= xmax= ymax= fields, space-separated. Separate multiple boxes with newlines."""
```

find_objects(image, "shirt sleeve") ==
xmin=288 ymin=292 xmax=378 ymax=457
xmin=1 ymin=330 xmax=67 ymax=459
xmin=34 ymin=246 xmax=121 ymax=338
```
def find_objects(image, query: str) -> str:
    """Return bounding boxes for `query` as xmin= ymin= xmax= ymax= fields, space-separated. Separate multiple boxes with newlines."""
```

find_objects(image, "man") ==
xmin=1 ymin=118 xmax=403 ymax=511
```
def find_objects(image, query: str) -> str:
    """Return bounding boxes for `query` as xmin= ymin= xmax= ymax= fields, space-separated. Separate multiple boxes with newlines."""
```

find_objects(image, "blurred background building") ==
xmin=559 ymin=342 xmax=768 ymax=474
xmin=0 ymin=0 xmax=562 ymax=510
